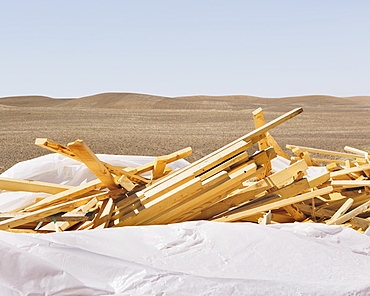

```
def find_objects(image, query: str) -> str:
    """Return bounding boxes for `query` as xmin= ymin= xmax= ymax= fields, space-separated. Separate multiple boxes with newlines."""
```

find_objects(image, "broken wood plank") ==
xmin=160 ymin=164 xmax=262 ymax=224
xmin=117 ymin=175 xmax=136 ymax=191
xmin=266 ymin=133 xmax=290 ymax=159
xmin=330 ymin=164 xmax=370 ymax=178
xmin=40 ymin=197 xmax=100 ymax=231
xmin=142 ymin=108 xmax=303 ymax=194
xmin=198 ymin=151 xmax=249 ymax=181
xmin=92 ymin=198 xmax=115 ymax=229
xmin=331 ymin=180 xmax=370 ymax=188
xmin=114 ymin=171 xmax=232 ymax=227
xmin=23 ymin=179 xmax=104 ymax=212
xmin=35 ymin=138 xmax=149 ymax=185
xmin=252 ymin=107 xmax=272 ymax=177
xmin=286 ymin=144 xmax=363 ymax=158
xmin=128 ymin=147 xmax=193 ymax=175
xmin=193 ymin=160 xmax=309 ymax=220
xmin=0 ymin=177 xmax=73 ymax=194
xmin=67 ymin=140 xmax=119 ymax=190
xmin=326 ymin=199 xmax=370 ymax=225
xmin=0 ymin=192 xmax=111 ymax=230
xmin=283 ymin=204 xmax=306 ymax=221
xmin=326 ymin=198 xmax=354 ymax=225
xmin=0 ymin=211 xmax=94 ymax=222
xmin=151 ymin=156 xmax=168 ymax=180
xmin=213 ymin=186 xmax=333 ymax=222
xmin=344 ymin=146 xmax=370 ymax=161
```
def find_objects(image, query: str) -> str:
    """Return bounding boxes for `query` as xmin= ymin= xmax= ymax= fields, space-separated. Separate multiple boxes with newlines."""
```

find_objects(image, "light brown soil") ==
xmin=0 ymin=93 xmax=369 ymax=173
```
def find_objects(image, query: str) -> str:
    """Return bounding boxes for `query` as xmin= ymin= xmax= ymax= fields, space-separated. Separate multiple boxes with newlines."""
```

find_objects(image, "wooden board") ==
xmin=213 ymin=186 xmax=333 ymax=222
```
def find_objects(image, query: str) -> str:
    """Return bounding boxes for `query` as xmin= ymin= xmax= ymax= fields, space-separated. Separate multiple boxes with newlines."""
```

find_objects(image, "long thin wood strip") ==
xmin=139 ymin=141 xmax=249 ymax=206
xmin=166 ymin=165 xmax=263 ymax=224
xmin=350 ymin=217 xmax=370 ymax=230
xmin=266 ymin=133 xmax=290 ymax=159
xmin=330 ymin=164 xmax=370 ymax=178
xmin=35 ymin=138 xmax=149 ymax=185
xmin=151 ymin=156 xmax=168 ymax=180
xmin=142 ymin=108 xmax=303 ymax=193
xmin=143 ymin=171 xmax=237 ymax=225
xmin=0 ymin=177 xmax=73 ymax=194
xmin=344 ymin=146 xmax=369 ymax=159
xmin=0 ymin=212 xmax=93 ymax=222
xmin=198 ymin=151 xmax=249 ymax=181
xmin=24 ymin=179 xmax=104 ymax=212
xmin=40 ymin=197 xmax=100 ymax=231
xmin=326 ymin=200 xmax=370 ymax=225
xmin=326 ymin=198 xmax=354 ymax=225
xmin=193 ymin=159 xmax=308 ymax=220
xmin=113 ymin=177 xmax=206 ymax=226
xmin=128 ymin=147 xmax=193 ymax=175
xmin=0 ymin=192 xmax=110 ymax=230
xmin=253 ymin=108 xmax=272 ymax=177
xmin=225 ymin=178 xmax=311 ymax=215
xmin=283 ymin=204 xmax=306 ymax=221
xmin=331 ymin=180 xmax=370 ymax=188
xmin=92 ymin=198 xmax=115 ymax=229
xmin=213 ymin=186 xmax=333 ymax=222
xmin=286 ymin=144 xmax=362 ymax=158
xmin=67 ymin=140 xmax=119 ymax=190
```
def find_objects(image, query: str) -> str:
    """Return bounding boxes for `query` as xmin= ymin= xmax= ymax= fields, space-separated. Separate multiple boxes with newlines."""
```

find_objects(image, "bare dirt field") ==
xmin=0 ymin=93 xmax=369 ymax=174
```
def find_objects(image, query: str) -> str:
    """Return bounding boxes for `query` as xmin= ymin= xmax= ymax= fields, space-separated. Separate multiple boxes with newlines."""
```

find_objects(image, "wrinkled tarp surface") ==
xmin=1 ymin=221 xmax=370 ymax=295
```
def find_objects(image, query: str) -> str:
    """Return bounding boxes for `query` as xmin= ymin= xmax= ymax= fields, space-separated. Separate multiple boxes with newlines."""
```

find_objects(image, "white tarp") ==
xmin=0 ymin=154 xmax=369 ymax=295
xmin=0 ymin=221 xmax=370 ymax=295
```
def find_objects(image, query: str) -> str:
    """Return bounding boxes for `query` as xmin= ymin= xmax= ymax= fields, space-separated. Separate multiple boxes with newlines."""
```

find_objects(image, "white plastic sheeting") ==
xmin=1 ymin=221 xmax=370 ymax=295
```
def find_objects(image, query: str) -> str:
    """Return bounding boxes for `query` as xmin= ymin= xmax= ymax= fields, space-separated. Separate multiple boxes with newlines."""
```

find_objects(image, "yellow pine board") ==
xmin=327 ymin=199 xmax=370 ymax=225
xmin=143 ymin=108 xmax=302 ymax=194
xmin=330 ymin=164 xmax=370 ymax=178
xmin=114 ymin=177 xmax=204 ymax=226
xmin=151 ymin=156 xmax=168 ymax=180
xmin=24 ymin=179 xmax=103 ymax=212
xmin=128 ymin=147 xmax=193 ymax=175
xmin=93 ymin=198 xmax=115 ymax=229
xmin=151 ymin=164 xmax=258 ymax=225
xmin=331 ymin=180 xmax=370 ymax=188
xmin=226 ymin=178 xmax=310 ymax=214
xmin=231 ymin=159 xmax=308 ymax=197
xmin=117 ymin=175 xmax=136 ymax=191
xmin=286 ymin=144 xmax=362 ymax=159
xmin=194 ymin=160 xmax=308 ymax=220
xmin=198 ymin=151 xmax=249 ymax=181
xmin=326 ymin=198 xmax=354 ymax=225
xmin=67 ymin=140 xmax=119 ymax=190
xmin=214 ymin=186 xmax=333 ymax=222
xmin=266 ymin=133 xmax=289 ymax=159
xmin=0 ymin=177 xmax=72 ymax=194
xmin=35 ymin=138 xmax=78 ymax=159
xmin=252 ymin=107 xmax=271 ymax=177
xmin=40 ymin=197 xmax=100 ymax=231
xmin=0 ymin=192 xmax=109 ymax=230
xmin=139 ymin=171 xmax=232 ymax=225
xmin=35 ymin=138 xmax=149 ymax=185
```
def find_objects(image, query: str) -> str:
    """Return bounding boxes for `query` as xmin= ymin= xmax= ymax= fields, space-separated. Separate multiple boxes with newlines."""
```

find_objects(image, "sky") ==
xmin=0 ymin=0 xmax=369 ymax=98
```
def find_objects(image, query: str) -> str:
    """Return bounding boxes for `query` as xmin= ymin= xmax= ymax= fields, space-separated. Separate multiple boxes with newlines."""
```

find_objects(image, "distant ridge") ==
xmin=0 ymin=96 xmax=66 ymax=107
xmin=0 ymin=93 xmax=368 ymax=109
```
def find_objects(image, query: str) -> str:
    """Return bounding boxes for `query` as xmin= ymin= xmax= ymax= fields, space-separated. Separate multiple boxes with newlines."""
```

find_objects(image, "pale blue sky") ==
xmin=0 ymin=1 xmax=369 ymax=98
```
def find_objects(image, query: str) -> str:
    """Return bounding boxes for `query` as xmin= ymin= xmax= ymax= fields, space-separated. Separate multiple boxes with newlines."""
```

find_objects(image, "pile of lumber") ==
xmin=0 ymin=107 xmax=369 ymax=233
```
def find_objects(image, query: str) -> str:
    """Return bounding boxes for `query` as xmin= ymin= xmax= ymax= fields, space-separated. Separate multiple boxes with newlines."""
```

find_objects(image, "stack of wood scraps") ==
xmin=0 ymin=107 xmax=369 ymax=233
